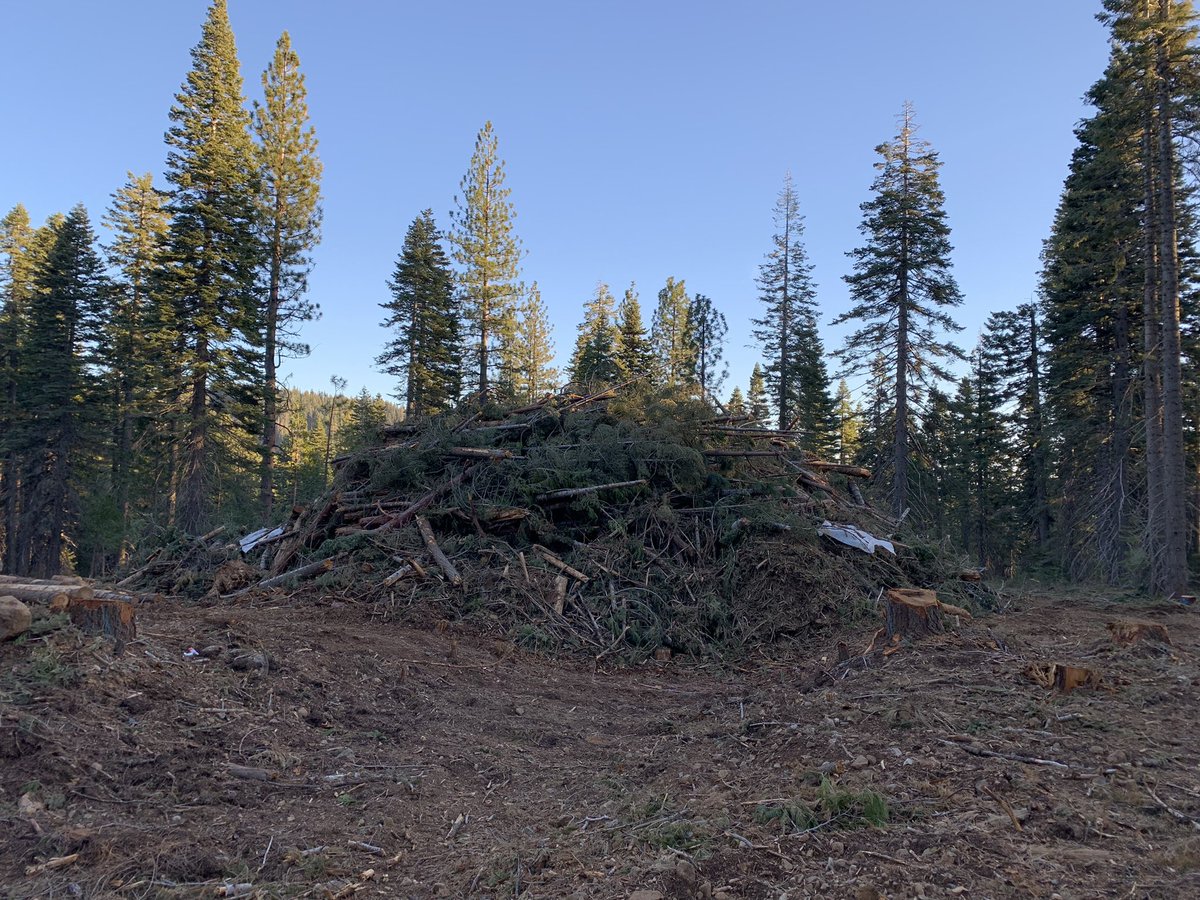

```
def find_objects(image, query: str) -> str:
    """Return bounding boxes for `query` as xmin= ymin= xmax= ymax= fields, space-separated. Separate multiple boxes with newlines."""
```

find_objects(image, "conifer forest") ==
xmin=4 ymin=2 xmax=1200 ymax=898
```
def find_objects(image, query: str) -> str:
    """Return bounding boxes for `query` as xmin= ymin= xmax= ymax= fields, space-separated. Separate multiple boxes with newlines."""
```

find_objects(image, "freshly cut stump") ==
xmin=885 ymin=588 xmax=945 ymax=640
xmin=1107 ymin=619 xmax=1172 ymax=647
xmin=68 ymin=596 xmax=137 ymax=654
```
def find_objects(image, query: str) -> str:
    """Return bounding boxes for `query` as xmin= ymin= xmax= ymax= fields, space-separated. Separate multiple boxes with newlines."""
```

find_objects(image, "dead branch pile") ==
xmin=119 ymin=388 xmax=970 ymax=656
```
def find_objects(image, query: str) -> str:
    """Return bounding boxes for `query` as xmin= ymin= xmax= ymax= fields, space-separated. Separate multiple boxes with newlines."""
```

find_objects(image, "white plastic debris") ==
xmin=238 ymin=525 xmax=284 ymax=554
xmin=817 ymin=521 xmax=895 ymax=555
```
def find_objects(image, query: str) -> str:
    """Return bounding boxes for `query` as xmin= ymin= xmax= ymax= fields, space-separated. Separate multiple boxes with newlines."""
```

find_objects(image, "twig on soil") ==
xmin=982 ymin=785 xmax=1024 ymax=831
xmin=938 ymin=738 xmax=1070 ymax=769
xmin=1145 ymin=783 xmax=1200 ymax=831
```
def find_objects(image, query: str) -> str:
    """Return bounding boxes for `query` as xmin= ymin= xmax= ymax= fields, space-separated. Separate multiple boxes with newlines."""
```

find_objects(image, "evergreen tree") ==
xmin=450 ymin=121 xmax=522 ymax=394
xmin=339 ymin=388 xmax=388 ymax=453
xmin=752 ymin=173 xmax=834 ymax=442
xmin=614 ymin=282 xmax=656 ymax=385
xmin=835 ymin=103 xmax=964 ymax=517
xmin=689 ymin=293 xmax=728 ymax=403
xmin=253 ymin=30 xmax=323 ymax=518
xmin=834 ymin=380 xmax=861 ymax=465
xmin=747 ymin=364 xmax=769 ymax=422
xmin=651 ymin=276 xmax=696 ymax=391
xmin=0 ymin=205 xmax=36 ymax=572
xmin=570 ymin=282 xmax=619 ymax=386
xmin=510 ymin=282 xmax=558 ymax=402
xmin=161 ymin=0 xmax=263 ymax=533
xmin=727 ymin=385 xmax=746 ymax=415
xmin=377 ymin=209 xmax=461 ymax=415
xmin=103 ymin=173 xmax=170 ymax=556
xmin=18 ymin=205 xmax=109 ymax=576
xmin=1100 ymin=0 xmax=1200 ymax=595
xmin=1 ymin=209 xmax=61 ymax=573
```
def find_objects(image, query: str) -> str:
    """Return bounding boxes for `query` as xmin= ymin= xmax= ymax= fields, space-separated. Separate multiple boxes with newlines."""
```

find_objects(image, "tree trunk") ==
xmin=1155 ymin=28 xmax=1189 ymax=597
xmin=1142 ymin=113 xmax=1166 ymax=589
xmin=260 ymin=223 xmax=282 ymax=520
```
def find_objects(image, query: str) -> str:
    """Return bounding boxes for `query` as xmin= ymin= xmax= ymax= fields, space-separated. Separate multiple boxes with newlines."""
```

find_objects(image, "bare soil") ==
xmin=2 ymin=588 xmax=1199 ymax=899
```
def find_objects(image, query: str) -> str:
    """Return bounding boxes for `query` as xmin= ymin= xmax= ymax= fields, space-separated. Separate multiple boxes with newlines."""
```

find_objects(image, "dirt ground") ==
xmin=2 ymin=586 xmax=1199 ymax=899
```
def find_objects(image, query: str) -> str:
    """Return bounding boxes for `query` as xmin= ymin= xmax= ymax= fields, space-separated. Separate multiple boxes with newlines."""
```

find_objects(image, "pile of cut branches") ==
xmin=120 ymin=388 xmax=967 ymax=656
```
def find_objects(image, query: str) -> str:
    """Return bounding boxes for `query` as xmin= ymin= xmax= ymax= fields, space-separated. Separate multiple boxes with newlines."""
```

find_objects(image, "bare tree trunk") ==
xmin=1142 ymin=114 xmax=1166 ymax=589
xmin=260 ymin=218 xmax=283 ymax=521
xmin=1026 ymin=303 xmax=1051 ymax=547
xmin=178 ymin=334 xmax=209 ymax=534
xmin=1155 ymin=25 xmax=1189 ymax=596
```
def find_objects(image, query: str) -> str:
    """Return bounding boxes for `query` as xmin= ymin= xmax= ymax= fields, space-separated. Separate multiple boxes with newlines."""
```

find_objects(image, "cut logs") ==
xmin=1 ymin=596 xmax=32 ymax=641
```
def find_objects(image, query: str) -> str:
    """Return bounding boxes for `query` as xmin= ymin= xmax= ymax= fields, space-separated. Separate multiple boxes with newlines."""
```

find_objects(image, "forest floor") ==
xmin=2 ymin=585 xmax=1199 ymax=899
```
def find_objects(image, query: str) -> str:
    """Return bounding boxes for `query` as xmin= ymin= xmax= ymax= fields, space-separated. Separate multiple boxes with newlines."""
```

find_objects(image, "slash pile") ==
xmin=120 ymin=388 xmax=971 ymax=655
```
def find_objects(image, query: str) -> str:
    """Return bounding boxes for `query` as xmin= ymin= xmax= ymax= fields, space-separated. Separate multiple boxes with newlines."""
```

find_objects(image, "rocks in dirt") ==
xmin=1 ymin=595 xmax=32 ymax=640
xmin=851 ymin=754 xmax=872 ymax=769
xmin=628 ymin=891 xmax=665 ymax=900
xmin=18 ymin=792 xmax=44 ymax=815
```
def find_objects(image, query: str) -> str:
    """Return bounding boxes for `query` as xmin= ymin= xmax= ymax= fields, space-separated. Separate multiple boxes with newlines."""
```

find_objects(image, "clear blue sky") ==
xmin=1 ymin=1 xmax=1110 ymax=401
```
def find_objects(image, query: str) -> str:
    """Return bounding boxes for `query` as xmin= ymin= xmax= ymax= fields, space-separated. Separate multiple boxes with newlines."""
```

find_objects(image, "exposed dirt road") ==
xmin=3 ymin=589 xmax=1198 ymax=898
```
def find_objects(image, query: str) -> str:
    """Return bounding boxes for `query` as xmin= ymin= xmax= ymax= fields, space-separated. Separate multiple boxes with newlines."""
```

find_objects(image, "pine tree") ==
xmin=1099 ymin=0 xmax=1200 ymax=595
xmin=834 ymin=380 xmax=861 ymax=465
xmin=752 ymin=173 xmax=834 ymax=442
xmin=18 ymin=205 xmax=109 ymax=576
xmin=728 ymin=385 xmax=746 ymax=415
xmin=103 ymin=173 xmax=170 ymax=555
xmin=689 ymin=293 xmax=728 ymax=403
xmin=1 ymin=209 xmax=61 ymax=573
xmin=570 ymin=282 xmax=619 ymax=386
xmin=747 ymin=364 xmax=769 ymax=422
xmin=0 ymin=205 xmax=36 ymax=572
xmin=651 ymin=277 xmax=696 ymax=391
xmin=510 ymin=282 xmax=558 ymax=402
xmin=450 ymin=121 xmax=522 ymax=395
xmin=253 ymin=30 xmax=323 ymax=518
xmin=161 ymin=0 xmax=263 ymax=533
xmin=377 ymin=210 xmax=461 ymax=415
xmin=339 ymin=388 xmax=388 ymax=453
xmin=614 ymin=282 xmax=656 ymax=385
xmin=835 ymin=103 xmax=964 ymax=517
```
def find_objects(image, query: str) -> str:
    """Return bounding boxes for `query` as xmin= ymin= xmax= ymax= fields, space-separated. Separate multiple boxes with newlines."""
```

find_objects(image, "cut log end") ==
xmin=884 ymin=588 xmax=945 ymax=641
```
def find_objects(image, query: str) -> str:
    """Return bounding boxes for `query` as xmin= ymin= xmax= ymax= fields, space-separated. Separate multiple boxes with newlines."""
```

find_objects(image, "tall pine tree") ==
xmin=614 ymin=282 xmax=656 ymax=385
xmin=253 ymin=30 xmax=323 ymax=518
xmin=18 ymin=205 xmax=109 ymax=576
xmin=161 ymin=0 xmax=263 ymax=532
xmin=377 ymin=210 xmax=461 ymax=416
xmin=450 ymin=121 xmax=522 ymax=395
xmin=570 ymin=282 xmax=619 ymax=386
xmin=103 ymin=174 xmax=170 ymax=554
xmin=510 ymin=282 xmax=558 ymax=402
xmin=651 ymin=277 xmax=696 ymax=391
xmin=836 ymin=103 xmax=964 ymax=517
xmin=752 ymin=173 xmax=834 ymax=444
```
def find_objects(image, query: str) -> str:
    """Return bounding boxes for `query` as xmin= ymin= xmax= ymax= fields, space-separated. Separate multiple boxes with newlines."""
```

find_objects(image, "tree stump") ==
xmin=884 ymin=589 xmax=944 ymax=640
xmin=1107 ymin=619 xmax=1172 ymax=647
xmin=68 ymin=597 xmax=137 ymax=655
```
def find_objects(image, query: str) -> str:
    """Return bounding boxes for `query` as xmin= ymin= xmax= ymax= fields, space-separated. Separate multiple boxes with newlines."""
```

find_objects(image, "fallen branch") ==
xmin=230 ymin=558 xmax=335 ymax=597
xmin=415 ymin=516 xmax=462 ymax=587
xmin=531 ymin=544 xmax=590 ymax=582
xmin=375 ymin=465 xmax=477 ymax=536
xmin=24 ymin=853 xmax=80 ymax=876
xmin=535 ymin=480 xmax=646 ymax=503
xmin=938 ymin=738 xmax=1070 ymax=769
xmin=444 ymin=447 xmax=513 ymax=461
